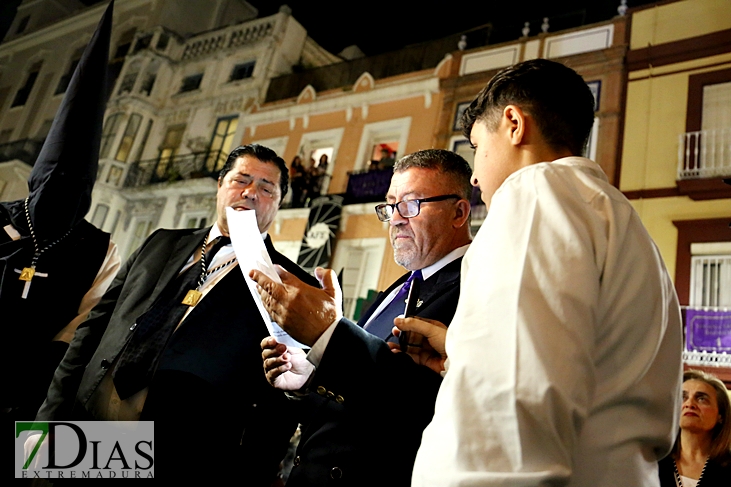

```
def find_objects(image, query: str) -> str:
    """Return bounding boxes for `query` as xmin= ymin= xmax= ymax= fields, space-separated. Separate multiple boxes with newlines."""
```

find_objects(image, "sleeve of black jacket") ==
xmin=289 ymin=318 xmax=443 ymax=487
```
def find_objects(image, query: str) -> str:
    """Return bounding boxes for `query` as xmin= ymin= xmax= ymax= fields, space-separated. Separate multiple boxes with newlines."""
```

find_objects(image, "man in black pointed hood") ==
xmin=0 ymin=0 xmax=120 ymax=420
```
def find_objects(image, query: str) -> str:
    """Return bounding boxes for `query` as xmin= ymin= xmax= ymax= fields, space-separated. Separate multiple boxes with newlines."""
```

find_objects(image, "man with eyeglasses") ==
xmin=251 ymin=149 xmax=473 ymax=486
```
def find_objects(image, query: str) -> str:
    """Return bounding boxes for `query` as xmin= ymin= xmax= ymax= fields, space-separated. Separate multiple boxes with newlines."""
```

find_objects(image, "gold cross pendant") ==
xmin=19 ymin=267 xmax=35 ymax=281
xmin=182 ymin=289 xmax=202 ymax=306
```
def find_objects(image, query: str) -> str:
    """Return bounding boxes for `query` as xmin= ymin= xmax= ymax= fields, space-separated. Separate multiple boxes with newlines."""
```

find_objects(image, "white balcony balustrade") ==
xmin=678 ymin=127 xmax=731 ymax=179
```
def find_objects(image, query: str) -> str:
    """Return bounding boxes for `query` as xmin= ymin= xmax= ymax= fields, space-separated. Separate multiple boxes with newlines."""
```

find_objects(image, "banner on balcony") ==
xmin=296 ymin=195 xmax=343 ymax=274
xmin=684 ymin=307 xmax=731 ymax=353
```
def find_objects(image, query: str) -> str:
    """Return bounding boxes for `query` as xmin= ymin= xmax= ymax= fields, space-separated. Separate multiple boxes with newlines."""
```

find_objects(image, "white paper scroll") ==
xmin=226 ymin=207 xmax=307 ymax=348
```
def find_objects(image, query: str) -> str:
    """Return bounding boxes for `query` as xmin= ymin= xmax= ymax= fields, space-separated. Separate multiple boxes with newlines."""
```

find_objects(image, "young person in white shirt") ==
xmin=398 ymin=58 xmax=683 ymax=487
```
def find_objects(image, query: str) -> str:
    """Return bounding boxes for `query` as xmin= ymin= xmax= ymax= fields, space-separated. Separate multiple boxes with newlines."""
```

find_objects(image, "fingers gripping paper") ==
xmin=226 ymin=207 xmax=307 ymax=348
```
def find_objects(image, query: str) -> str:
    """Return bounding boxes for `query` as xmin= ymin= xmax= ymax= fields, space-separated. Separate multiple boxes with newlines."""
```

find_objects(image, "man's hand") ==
xmin=250 ymin=266 xmax=342 ymax=346
xmin=261 ymin=337 xmax=314 ymax=391
xmin=392 ymin=317 xmax=448 ymax=374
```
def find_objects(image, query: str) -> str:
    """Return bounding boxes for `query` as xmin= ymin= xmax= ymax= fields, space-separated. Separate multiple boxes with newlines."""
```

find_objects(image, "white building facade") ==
xmin=0 ymin=0 xmax=339 ymax=258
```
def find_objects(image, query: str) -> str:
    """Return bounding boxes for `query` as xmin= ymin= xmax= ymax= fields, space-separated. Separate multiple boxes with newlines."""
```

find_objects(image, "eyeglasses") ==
xmin=374 ymin=194 xmax=462 ymax=222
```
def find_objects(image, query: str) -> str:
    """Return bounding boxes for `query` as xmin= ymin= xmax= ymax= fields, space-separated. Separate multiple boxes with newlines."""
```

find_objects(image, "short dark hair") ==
xmin=460 ymin=59 xmax=595 ymax=156
xmin=219 ymin=144 xmax=289 ymax=200
xmin=394 ymin=149 xmax=473 ymax=201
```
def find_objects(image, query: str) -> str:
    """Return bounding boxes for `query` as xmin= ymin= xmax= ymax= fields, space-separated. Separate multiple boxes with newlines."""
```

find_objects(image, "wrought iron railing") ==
xmin=0 ymin=138 xmax=43 ymax=166
xmin=124 ymin=149 xmax=226 ymax=187
xmin=678 ymin=128 xmax=731 ymax=179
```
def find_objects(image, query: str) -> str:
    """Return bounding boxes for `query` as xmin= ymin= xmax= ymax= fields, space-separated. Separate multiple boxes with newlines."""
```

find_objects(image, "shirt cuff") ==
xmin=306 ymin=318 xmax=340 ymax=368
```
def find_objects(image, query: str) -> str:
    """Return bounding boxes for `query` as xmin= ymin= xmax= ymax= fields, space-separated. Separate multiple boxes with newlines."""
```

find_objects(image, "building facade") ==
xmin=622 ymin=0 xmax=731 ymax=380
xmin=0 ymin=0 xmax=339 ymax=259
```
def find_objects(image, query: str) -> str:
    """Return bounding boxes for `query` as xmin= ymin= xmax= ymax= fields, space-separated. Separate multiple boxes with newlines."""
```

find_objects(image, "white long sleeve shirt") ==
xmin=412 ymin=157 xmax=683 ymax=487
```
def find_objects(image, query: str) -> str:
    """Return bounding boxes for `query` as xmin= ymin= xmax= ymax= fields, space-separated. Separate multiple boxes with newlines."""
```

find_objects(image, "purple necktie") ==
xmin=364 ymin=270 xmax=422 ymax=341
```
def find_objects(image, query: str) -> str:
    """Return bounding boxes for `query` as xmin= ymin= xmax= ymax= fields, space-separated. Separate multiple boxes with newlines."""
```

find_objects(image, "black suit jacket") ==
xmin=287 ymin=256 xmax=464 ymax=487
xmin=37 ymin=226 xmax=317 ymax=483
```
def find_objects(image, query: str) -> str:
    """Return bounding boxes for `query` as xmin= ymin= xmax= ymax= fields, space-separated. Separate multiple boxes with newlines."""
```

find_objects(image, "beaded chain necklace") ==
xmin=16 ymin=196 xmax=74 ymax=299
xmin=673 ymin=457 xmax=709 ymax=487
xmin=181 ymin=236 xmax=236 ymax=306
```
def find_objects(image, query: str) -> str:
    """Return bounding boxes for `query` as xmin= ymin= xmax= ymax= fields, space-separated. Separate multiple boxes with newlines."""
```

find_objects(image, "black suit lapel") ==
xmin=148 ymin=227 xmax=209 ymax=305
xmin=415 ymin=258 xmax=462 ymax=311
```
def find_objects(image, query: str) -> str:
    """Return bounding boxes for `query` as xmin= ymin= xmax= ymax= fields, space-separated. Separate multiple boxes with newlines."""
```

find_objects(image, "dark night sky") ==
xmin=2 ymin=1 xmax=661 ymax=56
xmin=247 ymin=0 xmax=661 ymax=56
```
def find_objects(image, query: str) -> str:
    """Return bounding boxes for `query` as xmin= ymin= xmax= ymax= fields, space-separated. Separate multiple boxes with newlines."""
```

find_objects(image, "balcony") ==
xmin=0 ymin=139 xmax=43 ymax=166
xmin=678 ymin=128 xmax=731 ymax=179
xmin=181 ymin=17 xmax=275 ymax=61
xmin=344 ymin=168 xmax=393 ymax=204
xmin=676 ymin=128 xmax=731 ymax=200
xmin=124 ymin=150 xmax=226 ymax=188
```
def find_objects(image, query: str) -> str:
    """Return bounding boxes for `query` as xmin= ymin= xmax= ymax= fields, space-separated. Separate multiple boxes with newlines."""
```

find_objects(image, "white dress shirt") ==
xmin=412 ymin=157 xmax=683 ymax=487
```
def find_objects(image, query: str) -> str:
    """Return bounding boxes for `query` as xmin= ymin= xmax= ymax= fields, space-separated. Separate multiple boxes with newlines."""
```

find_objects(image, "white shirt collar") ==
xmin=420 ymin=243 xmax=470 ymax=281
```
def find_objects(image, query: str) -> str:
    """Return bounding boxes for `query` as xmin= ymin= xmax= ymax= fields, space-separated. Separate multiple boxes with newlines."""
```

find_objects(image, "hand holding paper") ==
xmin=250 ymin=266 xmax=343 ymax=347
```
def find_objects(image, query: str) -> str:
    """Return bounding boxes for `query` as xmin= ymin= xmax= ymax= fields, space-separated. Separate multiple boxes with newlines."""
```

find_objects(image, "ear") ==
xmin=453 ymin=198 xmax=471 ymax=228
xmin=502 ymin=105 xmax=526 ymax=146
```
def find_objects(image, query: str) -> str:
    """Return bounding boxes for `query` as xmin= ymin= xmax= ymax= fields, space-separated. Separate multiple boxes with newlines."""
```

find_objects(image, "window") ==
xmin=140 ymin=72 xmax=156 ymax=96
xmin=205 ymin=116 xmax=238 ymax=172
xmin=55 ymin=48 xmax=84 ymax=95
xmin=108 ymin=28 xmax=137 ymax=98
xmin=354 ymin=118 xmax=411 ymax=172
xmin=229 ymin=61 xmax=255 ymax=82
xmin=450 ymin=137 xmax=474 ymax=168
xmin=115 ymin=114 xmax=142 ymax=162
xmin=156 ymin=124 xmax=186 ymax=177
xmin=690 ymin=243 xmax=731 ymax=307
xmin=99 ymin=113 xmax=123 ymax=159
xmin=15 ymin=16 xmax=29 ymax=35
xmin=106 ymin=165 xmax=123 ymax=185
xmin=180 ymin=74 xmax=203 ymax=93
xmin=681 ymin=68 xmax=731 ymax=179
xmin=112 ymin=29 xmax=137 ymax=61
xmin=11 ymin=62 xmax=42 ymax=108
xmin=91 ymin=204 xmax=109 ymax=228
xmin=133 ymin=119 xmax=153 ymax=162
xmin=329 ymin=238 xmax=387 ymax=320
xmin=184 ymin=215 xmax=208 ymax=229
xmin=673 ymin=218 xmax=731 ymax=306
xmin=133 ymin=34 xmax=153 ymax=54
xmin=297 ymin=128 xmax=345 ymax=195
xmin=117 ymin=72 xmax=138 ymax=95
xmin=156 ymin=33 xmax=170 ymax=51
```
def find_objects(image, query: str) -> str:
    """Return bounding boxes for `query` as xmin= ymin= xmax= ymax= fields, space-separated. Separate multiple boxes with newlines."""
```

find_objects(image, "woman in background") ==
xmin=659 ymin=369 xmax=731 ymax=486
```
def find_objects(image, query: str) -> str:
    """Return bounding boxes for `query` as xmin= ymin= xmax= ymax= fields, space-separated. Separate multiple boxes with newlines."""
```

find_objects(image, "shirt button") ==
xmin=330 ymin=467 xmax=343 ymax=479
xmin=293 ymin=456 xmax=301 ymax=467
xmin=316 ymin=386 xmax=327 ymax=396
xmin=100 ymin=359 xmax=111 ymax=369
xmin=335 ymin=395 xmax=345 ymax=404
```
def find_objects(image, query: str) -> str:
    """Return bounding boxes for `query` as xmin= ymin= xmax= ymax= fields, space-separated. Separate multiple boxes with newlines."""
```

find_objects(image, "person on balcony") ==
xmin=290 ymin=155 xmax=307 ymax=208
